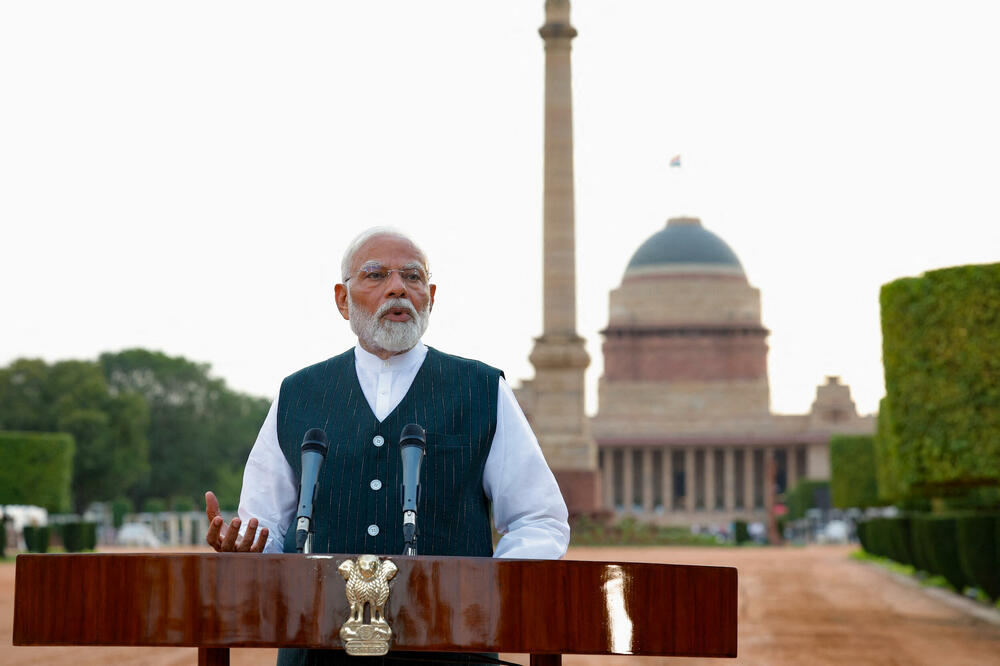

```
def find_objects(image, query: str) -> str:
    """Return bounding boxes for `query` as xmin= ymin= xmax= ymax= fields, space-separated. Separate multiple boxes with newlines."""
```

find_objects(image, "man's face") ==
xmin=335 ymin=235 xmax=436 ymax=358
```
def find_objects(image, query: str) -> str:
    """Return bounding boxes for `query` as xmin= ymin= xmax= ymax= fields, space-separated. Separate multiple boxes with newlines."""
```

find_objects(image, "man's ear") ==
xmin=334 ymin=283 xmax=351 ymax=320
xmin=428 ymin=283 xmax=436 ymax=311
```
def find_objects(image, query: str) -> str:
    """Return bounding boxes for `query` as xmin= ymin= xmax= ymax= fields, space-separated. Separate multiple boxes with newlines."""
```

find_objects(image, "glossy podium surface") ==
xmin=14 ymin=553 xmax=737 ymax=659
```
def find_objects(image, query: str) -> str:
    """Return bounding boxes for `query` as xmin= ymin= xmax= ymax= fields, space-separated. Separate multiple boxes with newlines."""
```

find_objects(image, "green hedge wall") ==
xmin=957 ymin=515 xmax=1000 ymax=600
xmin=0 ymin=431 xmax=75 ymax=512
xmin=915 ymin=515 xmax=967 ymax=591
xmin=874 ymin=396 xmax=905 ymax=503
xmin=880 ymin=263 xmax=1000 ymax=494
xmin=830 ymin=435 xmax=880 ymax=509
xmin=785 ymin=479 xmax=830 ymax=520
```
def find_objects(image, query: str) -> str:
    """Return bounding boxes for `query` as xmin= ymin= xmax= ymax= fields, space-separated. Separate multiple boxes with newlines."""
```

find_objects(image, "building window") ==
xmin=672 ymin=450 xmax=685 ymax=509
xmin=796 ymin=446 xmax=807 ymax=480
xmin=652 ymin=449 xmax=663 ymax=511
xmin=775 ymin=448 xmax=788 ymax=494
xmin=632 ymin=449 xmax=644 ymax=511
xmin=695 ymin=449 xmax=706 ymax=510
xmin=753 ymin=448 xmax=765 ymax=509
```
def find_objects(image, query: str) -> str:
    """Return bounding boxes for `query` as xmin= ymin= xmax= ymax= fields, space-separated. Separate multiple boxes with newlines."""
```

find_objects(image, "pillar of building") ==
xmin=529 ymin=0 xmax=601 ymax=514
xmin=705 ymin=447 xmax=716 ymax=513
xmin=601 ymin=448 xmax=614 ymax=509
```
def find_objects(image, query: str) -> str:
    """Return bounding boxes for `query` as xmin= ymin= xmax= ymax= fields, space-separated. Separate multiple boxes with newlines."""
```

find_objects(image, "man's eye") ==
xmin=403 ymin=271 xmax=422 ymax=282
xmin=365 ymin=270 xmax=388 ymax=281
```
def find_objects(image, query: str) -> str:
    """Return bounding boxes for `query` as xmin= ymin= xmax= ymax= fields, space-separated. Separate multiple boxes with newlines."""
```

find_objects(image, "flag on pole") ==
xmin=669 ymin=154 xmax=681 ymax=168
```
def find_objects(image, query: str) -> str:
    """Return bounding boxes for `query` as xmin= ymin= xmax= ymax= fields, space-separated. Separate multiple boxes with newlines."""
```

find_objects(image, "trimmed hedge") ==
xmin=874 ymin=396 xmax=904 ymax=503
xmin=0 ymin=431 xmax=75 ymax=512
xmin=915 ymin=515 xmax=967 ymax=591
xmin=785 ymin=479 xmax=830 ymax=520
xmin=957 ymin=514 xmax=1000 ymax=600
xmin=830 ymin=436 xmax=879 ymax=509
xmin=880 ymin=263 xmax=1000 ymax=495
xmin=61 ymin=522 xmax=98 ymax=552
xmin=23 ymin=525 xmax=50 ymax=553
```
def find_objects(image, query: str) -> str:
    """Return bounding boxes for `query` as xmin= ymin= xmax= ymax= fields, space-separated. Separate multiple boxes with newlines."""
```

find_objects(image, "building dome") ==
xmin=625 ymin=217 xmax=744 ymax=277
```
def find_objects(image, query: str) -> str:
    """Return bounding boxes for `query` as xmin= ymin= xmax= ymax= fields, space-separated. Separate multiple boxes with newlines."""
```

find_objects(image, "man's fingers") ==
xmin=237 ymin=519 xmax=258 ymax=552
xmin=251 ymin=527 xmax=269 ymax=553
xmin=205 ymin=515 xmax=225 ymax=551
xmin=221 ymin=518 xmax=240 ymax=551
xmin=205 ymin=491 xmax=221 ymax=521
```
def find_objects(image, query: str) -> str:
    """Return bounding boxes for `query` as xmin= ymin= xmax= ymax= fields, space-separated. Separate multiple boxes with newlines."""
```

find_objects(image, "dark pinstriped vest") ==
xmin=276 ymin=346 xmax=500 ymax=557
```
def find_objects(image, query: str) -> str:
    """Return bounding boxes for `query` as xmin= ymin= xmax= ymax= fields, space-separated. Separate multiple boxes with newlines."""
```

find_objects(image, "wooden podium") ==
xmin=13 ymin=553 xmax=737 ymax=663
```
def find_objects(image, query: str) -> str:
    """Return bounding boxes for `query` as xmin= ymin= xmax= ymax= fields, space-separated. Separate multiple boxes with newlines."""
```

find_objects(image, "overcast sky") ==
xmin=2 ymin=1 xmax=998 ymax=418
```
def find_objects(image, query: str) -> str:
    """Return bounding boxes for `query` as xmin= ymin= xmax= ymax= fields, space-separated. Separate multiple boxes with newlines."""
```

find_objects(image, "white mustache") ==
xmin=375 ymin=298 xmax=418 ymax=320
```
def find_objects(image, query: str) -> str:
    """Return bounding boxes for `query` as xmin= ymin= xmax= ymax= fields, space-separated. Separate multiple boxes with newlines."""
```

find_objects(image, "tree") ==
xmin=0 ymin=359 xmax=149 ymax=511
xmin=99 ymin=349 xmax=269 ymax=509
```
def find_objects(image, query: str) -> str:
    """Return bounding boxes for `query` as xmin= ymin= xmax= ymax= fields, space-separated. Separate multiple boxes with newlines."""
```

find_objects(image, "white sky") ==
xmin=2 ymin=1 xmax=998 ymax=417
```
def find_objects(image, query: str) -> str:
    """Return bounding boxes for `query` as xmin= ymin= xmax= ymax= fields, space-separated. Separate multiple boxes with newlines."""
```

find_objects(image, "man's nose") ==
xmin=384 ymin=270 xmax=408 ymax=296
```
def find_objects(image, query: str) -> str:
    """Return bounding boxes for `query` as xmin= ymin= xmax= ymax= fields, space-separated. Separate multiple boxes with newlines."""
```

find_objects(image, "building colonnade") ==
xmin=598 ymin=444 xmax=809 ymax=523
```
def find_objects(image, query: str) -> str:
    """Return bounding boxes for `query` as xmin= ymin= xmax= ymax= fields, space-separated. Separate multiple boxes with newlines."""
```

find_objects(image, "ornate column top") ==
xmin=540 ymin=0 xmax=577 ymax=40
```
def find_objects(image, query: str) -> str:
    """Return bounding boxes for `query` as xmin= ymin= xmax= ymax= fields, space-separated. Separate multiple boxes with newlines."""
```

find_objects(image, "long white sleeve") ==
xmin=237 ymin=397 xmax=297 ymax=554
xmin=483 ymin=378 xmax=570 ymax=559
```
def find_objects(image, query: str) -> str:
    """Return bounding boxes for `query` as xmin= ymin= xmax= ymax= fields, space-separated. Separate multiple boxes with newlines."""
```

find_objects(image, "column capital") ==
xmin=539 ymin=23 xmax=578 ymax=41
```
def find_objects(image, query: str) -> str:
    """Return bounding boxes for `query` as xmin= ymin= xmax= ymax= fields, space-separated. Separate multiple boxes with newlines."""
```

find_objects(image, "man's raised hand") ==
xmin=204 ymin=491 xmax=269 ymax=552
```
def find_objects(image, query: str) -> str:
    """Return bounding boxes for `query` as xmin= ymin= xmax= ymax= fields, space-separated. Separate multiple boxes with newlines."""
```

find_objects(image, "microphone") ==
xmin=399 ymin=423 xmax=425 ymax=555
xmin=295 ymin=428 xmax=329 ymax=554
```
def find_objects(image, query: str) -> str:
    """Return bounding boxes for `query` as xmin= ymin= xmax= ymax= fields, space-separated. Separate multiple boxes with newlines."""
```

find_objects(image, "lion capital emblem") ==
xmin=337 ymin=554 xmax=398 ymax=656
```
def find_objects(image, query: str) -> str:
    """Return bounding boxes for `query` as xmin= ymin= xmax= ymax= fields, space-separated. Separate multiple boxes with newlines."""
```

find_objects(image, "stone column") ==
xmin=528 ymin=0 xmax=600 ymax=515
xmin=724 ymin=448 xmax=735 ymax=511
xmin=743 ymin=448 xmax=755 ymax=511
xmin=705 ymin=447 xmax=716 ymax=513
xmin=684 ymin=448 xmax=696 ymax=512
xmin=642 ymin=448 xmax=654 ymax=514
xmin=622 ymin=447 xmax=634 ymax=514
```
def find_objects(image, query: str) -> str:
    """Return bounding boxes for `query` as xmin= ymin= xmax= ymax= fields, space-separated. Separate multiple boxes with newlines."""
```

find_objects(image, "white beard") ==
xmin=347 ymin=293 xmax=430 ymax=354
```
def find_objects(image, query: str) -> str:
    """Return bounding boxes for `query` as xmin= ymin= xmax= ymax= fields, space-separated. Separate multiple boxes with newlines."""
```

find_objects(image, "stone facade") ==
xmin=589 ymin=217 xmax=875 ymax=526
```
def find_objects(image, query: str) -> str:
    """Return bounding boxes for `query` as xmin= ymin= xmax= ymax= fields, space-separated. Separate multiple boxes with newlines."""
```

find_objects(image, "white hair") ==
xmin=340 ymin=226 xmax=430 ymax=282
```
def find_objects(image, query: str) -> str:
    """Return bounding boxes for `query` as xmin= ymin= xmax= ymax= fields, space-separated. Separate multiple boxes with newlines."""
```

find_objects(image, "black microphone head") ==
xmin=301 ymin=428 xmax=329 ymax=456
xmin=399 ymin=423 xmax=425 ymax=450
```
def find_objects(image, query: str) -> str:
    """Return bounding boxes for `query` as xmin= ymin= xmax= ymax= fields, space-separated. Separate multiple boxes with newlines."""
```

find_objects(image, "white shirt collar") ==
xmin=354 ymin=340 xmax=427 ymax=373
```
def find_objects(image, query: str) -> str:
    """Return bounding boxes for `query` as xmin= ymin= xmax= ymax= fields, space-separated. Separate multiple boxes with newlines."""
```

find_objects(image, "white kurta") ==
xmin=237 ymin=342 xmax=570 ymax=559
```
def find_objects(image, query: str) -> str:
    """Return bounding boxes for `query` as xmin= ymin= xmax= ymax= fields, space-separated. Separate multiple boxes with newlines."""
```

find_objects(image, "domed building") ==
xmin=590 ymin=217 xmax=874 ymax=524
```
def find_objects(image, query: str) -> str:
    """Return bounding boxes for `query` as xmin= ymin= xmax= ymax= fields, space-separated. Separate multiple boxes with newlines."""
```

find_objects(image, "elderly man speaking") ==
xmin=204 ymin=226 xmax=569 ymax=573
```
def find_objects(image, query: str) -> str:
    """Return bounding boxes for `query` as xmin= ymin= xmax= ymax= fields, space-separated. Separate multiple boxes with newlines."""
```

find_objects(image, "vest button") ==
xmin=370 ymin=479 xmax=383 ymax=491
xmin=367 ymin=524 xmax=380 ymax=537
xmin=372 ymin=435 xmax=385 ymax=447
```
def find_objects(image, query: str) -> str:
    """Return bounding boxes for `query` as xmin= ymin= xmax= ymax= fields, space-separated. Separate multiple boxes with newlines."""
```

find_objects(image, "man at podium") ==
xmin=203 ymin=227 xmax=570 ymax=662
